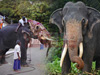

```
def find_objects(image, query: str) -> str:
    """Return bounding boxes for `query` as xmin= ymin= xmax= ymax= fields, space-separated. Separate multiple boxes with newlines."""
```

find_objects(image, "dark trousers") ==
xmin=13 ymin=59 xmax=21 ymax=70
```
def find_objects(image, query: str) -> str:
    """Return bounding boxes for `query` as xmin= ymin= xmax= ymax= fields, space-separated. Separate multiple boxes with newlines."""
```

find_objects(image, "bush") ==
xmin=46 ymin=39 xmax=62 ymax=75
xmin=29 ymin=1 xmax=51 ymax=22
xmin=46 ymin=57 xmax=61 ymax=75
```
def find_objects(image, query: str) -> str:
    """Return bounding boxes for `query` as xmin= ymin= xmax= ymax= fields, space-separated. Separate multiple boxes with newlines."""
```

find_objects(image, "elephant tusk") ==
xmin=45 ymin=36 xmax=54 ymax=41
xmin=60 ymin=44 xmax=67 ymax=67
xmin=79 ymin=42 xmax=83 ymax=58
xmin=41 ymin=36 xmax=46 ymax=40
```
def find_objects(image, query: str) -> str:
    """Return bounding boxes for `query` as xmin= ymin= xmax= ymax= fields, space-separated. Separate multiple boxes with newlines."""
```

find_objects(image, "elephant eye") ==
xmin=62 ymin=18 xmax=65 ymax=26
xmin=62 ymin=20 xmax=64 ymax=25
xmin=82 ymin=19 xmax=85 ymax=25
xmin=82 ymin=18 xmax=88 ymax=29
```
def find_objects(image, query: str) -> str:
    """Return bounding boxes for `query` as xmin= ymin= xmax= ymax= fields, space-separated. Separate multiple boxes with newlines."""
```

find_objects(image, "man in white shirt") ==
xmin=19 ymin=16 xmax=27 ymax=26
xmin=15 ymin=16 xmax=28 ymax=32
xmin=13 ymin=40 xmax=21 ymax=72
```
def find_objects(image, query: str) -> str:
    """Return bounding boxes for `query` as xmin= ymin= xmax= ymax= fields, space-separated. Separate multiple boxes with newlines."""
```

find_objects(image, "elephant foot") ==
xmin=96 ymin=68 xmax=100 ymax=70
xmin=21 ymin=64 xmax=29 ymax=67
xmin=1 ymin=59 xmax=8 ymax=64
xmin=0 ymin=63 xmax=2 ymax=66
xmin=2 ymin=61 xmax=8 ymax=64
xmin=1 ymin=58 xmax=8 ymax=64
xmin=62 ymin=72 xmax=69 ymax=75
xmin=21 ymin=63 xmax=29 ymax=67
xmin=21 ymin=61 xmax=29 ymax=67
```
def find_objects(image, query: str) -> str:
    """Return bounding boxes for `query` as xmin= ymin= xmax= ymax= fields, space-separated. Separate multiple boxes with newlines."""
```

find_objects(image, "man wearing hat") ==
xmin=13 ymin=40 xmax=21 ymax=72
xmin=15 ymin=16 xmax=28 ymax=32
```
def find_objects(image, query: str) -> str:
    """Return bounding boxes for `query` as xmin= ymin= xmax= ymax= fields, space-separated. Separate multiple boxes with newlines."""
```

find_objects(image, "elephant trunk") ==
xmin=60 ymin=41 xmax=84 ymax=70
xmin=60 ymin=19 xmax=84 ymax=69
xmin=71 ymin=56 xmax=84 ymax=69
xmin=68 ymin=41 xmax=84 ymax=69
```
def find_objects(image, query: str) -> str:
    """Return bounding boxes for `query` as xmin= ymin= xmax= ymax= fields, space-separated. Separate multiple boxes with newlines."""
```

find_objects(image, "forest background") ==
xmin=0 ymin=0 xmax=100 ymax=32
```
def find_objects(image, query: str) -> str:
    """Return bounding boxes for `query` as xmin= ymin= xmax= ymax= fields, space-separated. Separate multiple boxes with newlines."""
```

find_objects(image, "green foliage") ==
xmin=46 ymin=38 xmax=63 ymax=75
xmin=46 ymin=47 xmax=62 ymax=75
xmin=50 ymin=0 xmax=76 ymax=11
xmin=29 ymin=1 xmax=49 ymax=20
xmin=29 ymin=1 xmax=51 ymax=31
xmin=0 ymin=8 xmax=14 ymax=17
xmin=47 ymin=47 xmax=61 ymax=62
xmin=71 ymin=63 xmax=81 ymax=74
xmin=83 ymin=0 xmax=100 ymax=11
xmin=92 ymin=61 xmax=96 ymax=71
xmin=16 ymin=1 xmax=31 ymax=17
xmin=46 ymin=57 xmax=61 ymax=75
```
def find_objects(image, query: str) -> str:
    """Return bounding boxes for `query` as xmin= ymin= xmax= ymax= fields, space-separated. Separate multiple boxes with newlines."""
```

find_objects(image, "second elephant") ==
xmin=50 ymin=1 xmax=100 ymax=75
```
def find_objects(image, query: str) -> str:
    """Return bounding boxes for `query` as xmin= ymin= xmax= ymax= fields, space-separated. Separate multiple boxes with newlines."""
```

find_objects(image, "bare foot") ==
xmin=14 ymin=70 xmax=19 ymax=72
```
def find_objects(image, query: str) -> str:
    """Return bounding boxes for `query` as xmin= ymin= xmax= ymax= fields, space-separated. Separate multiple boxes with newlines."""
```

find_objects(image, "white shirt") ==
xmin=19 ymin=18 xmax=27 ymax=26
xmin=14 ymin=44 xmax=21 ymax=59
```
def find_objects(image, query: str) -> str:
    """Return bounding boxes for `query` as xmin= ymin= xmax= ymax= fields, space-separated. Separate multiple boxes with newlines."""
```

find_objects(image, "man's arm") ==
xmin=25 ymin=18 xmax=27 ymax=23
xmin=15 ymin=23 xmax=21 ymax=32
xmin=17 ymin=52 xmax=20 ymax=60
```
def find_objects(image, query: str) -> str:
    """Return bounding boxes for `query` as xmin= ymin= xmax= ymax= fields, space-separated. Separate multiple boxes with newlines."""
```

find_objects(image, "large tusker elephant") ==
xmin=0 ymin=24 xmax=32 ymax=66
xmin=50 ymin=1 xmax=100 ymax=74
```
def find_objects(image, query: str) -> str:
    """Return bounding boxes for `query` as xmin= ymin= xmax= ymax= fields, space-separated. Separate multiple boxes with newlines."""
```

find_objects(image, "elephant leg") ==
xmin=46 ymin=41 xmax=51 ymax=57
xmin=46 ymin=46 xmax=50 ymax=57
xmin=21 ymin=46 xmax=28 ymax=67
xmin=82 ymin=59 xmax=92 ymax=72
xmin=81 ymin=39 xmax=96 ymax=72
xmin=1 ymin=55 xmax=7 ymax=64
xmin=0 ymin=50 xmax=3 ymax=65
xmin=1 ymin=49 xmax=9 ymax=64
xmin=96 ymin=59 xmax=100 ymax=70
xmin=82 ymin=45 xmax=94 ymax=72
xmin=62 ymin=51 xmax=71 ymax=75
xmin=0 ymin=55 xmax=2 ymax=65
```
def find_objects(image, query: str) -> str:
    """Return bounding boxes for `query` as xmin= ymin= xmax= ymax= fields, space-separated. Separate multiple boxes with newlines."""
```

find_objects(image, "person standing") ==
xmin=0 ymin=21 xmax=3 ymax=29
xmin=13 ymin=40 xmax=21 ymax=72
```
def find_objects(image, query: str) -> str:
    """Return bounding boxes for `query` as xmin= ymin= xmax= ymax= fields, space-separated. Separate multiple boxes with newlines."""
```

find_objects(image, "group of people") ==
xmin=13 ymin=16 xmax=45 ymax=72
xmin=13 ymin=16 xmax=28 ymax=72
xmin=0 ymin=16 xmax=5 ymax=29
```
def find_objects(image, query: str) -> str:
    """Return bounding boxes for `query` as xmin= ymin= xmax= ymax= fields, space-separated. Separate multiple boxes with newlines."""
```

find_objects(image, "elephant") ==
xmin=49 ymin=1 xmax=100 ymax=75
xmin=28 ymin=20 xmax=52 ymax=56
xmin=0 ymin=24 xmax=32 ymax=66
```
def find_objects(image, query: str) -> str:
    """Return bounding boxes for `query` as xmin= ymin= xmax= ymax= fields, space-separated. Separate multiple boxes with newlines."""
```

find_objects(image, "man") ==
xmin=13 ymin=40 xmax=21 ymax=72
xmin=15 ymin=16 xmax=28 ymax=32
xmin=0 ymin=21 xmax=3 ymax=29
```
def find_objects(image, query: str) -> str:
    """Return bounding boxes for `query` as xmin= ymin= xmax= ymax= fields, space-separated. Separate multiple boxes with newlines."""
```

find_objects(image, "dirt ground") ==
xmin=0 ymin=47 xmax=47 ymax=75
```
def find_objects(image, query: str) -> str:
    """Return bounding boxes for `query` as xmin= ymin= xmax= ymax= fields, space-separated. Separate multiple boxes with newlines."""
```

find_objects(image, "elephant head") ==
xmin=17 ymin=26 xmax=31 ymax=44
xmin=28 ymin=20 xmax=52 ymax=40
xmin=50 ymin=1 xmax=100 ymax=69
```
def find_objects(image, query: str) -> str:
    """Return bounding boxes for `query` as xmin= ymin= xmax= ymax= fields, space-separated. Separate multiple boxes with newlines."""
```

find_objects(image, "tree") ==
xmin=15 ymin=1 xmax=32 ymax=17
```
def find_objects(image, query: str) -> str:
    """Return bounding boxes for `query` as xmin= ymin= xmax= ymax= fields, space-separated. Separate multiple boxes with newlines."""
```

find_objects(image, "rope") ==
xmin=7 ymin=65 xmax=35 ymax=75
xmin=6 ymin=48 xmax=36 ymax=75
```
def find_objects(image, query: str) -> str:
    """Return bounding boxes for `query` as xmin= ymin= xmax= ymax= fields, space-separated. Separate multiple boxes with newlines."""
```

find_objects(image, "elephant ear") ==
xmin=22 ymin=30 xmax=30 ymax=40
xmin=49 ymin=8 xmax=63 ymax=33
xmin=87 ymin=7 xmax=100 ymax=38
